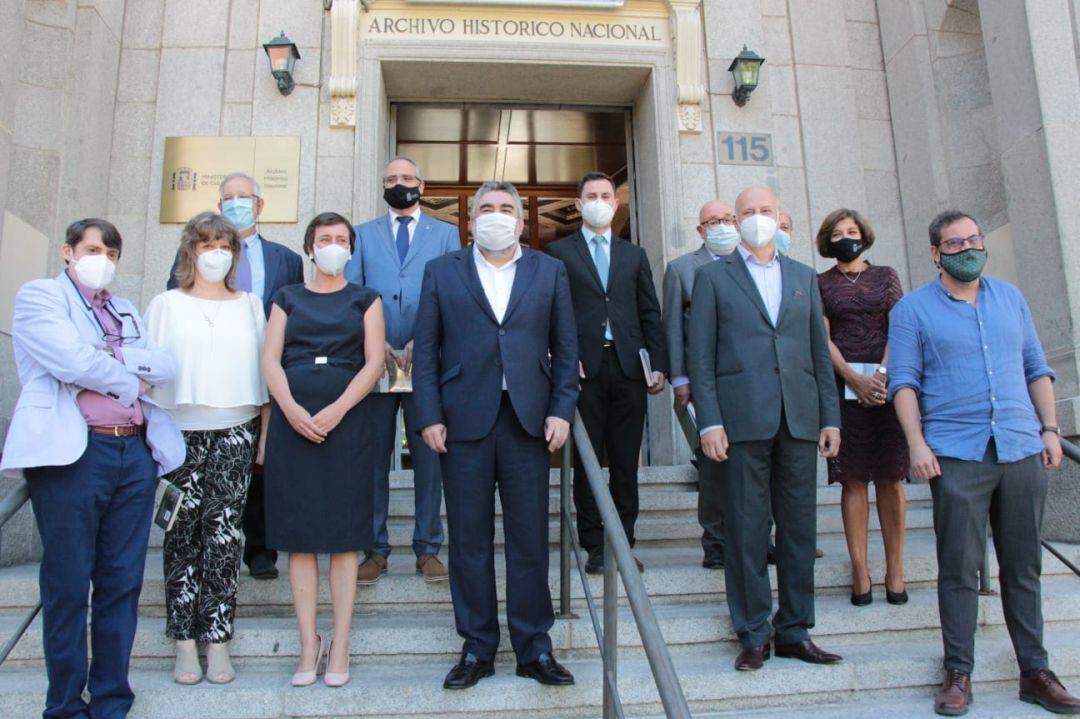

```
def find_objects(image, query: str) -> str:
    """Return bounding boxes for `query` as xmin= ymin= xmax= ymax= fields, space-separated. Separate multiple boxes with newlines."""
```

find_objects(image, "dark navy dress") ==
xmin=264 ymin=283 xmax=379 ymax=553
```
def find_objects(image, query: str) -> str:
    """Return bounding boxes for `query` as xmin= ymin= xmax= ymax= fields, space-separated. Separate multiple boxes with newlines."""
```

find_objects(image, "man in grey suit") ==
xmin=344 ymin=156 xmax=461 ymax=584
xmin=687 ymin=185 xmax=842 ymax=672
xmin=662 ymin=199 xmax=740 ymax=569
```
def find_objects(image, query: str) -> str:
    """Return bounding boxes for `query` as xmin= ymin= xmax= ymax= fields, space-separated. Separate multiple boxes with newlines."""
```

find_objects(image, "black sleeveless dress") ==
xmin=264 ymin=283 xmax=379 ymax=553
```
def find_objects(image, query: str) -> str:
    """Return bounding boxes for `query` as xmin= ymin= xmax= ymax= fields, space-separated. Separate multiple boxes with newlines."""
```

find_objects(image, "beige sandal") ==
xmin=205 ymin=642 xmax=236 ymax=684
xmin=173 ymin=640 xmax=203 ymax=685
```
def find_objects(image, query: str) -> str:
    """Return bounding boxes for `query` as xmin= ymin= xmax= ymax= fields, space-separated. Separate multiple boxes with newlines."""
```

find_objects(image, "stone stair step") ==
xmin=1 ymin=536 xmax=1076 ymax=615
xmin=144 ymin=496 xmax=937 ymax=549
xmin=1 ymin=627 xmax=1078 ymax=718
xmin=3 ymin=576 xmax=1078 ymax=666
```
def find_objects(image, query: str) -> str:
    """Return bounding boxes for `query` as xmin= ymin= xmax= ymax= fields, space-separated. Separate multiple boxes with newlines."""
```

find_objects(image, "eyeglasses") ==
xmin=701 ymin=217 xmax=737 ymax=229
xmin=938 ymin=234 xmax=985 ymax=253
xmin=383 ymin=174 xmax=420 ymax=186
xmin=96 ymin=304 xmax=142 ymax=346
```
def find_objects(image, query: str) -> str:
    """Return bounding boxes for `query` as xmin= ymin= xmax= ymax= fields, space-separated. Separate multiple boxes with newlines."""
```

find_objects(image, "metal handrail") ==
xmin=0 ymin=473 xmax=39 ymax=665
xmin=558 ymin=410 xmax=692 ymax=719
xmin=1043 ymin=438 xmax=1080 ymax=579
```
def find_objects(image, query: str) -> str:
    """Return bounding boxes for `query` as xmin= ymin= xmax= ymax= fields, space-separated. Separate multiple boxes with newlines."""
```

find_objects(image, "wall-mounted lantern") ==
xmin=263 ymin=31 xmax=301 ymax=96
xmin=728 ymin=45 xmax=765 ymax=107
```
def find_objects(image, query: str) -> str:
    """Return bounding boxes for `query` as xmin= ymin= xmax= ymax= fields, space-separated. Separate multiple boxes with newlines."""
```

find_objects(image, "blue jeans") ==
xmin=26 ymin=432 xmax=157 ymax=719
xmin=365 ymin=393 xmax=444 ymax=558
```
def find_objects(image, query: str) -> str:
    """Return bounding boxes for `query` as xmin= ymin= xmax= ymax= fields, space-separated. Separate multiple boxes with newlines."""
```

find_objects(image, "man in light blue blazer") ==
xmin=2 ymin=219 xmax=184 ymax=719
xmin=344 ymin=156 xmax=460 ymax=583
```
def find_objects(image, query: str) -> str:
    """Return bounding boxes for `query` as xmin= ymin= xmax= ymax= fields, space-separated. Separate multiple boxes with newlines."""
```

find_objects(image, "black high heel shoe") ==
xmin=886 ymin=587 xmax=908 ymax=605
xmin=850 ymin=575 xmax=873 ymax=606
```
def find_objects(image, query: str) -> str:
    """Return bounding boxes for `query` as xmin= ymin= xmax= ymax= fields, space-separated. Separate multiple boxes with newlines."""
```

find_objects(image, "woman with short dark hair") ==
xmin=816 ymin=208 xmax=909 ymax=607
xmin=262 ymin=212 xmax=383 ymax=688
xmin=144 ymin=211 xmax=269 ymax=684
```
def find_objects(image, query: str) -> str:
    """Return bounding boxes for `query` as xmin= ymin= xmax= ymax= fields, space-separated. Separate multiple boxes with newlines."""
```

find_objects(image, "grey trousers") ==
xmin=721 ymin=420 xmax=818 ymax=648
xmin=932 ymin=443 xmax=1049 ymax=674
xmin=697 ymin=447 xmax=725 ymax=561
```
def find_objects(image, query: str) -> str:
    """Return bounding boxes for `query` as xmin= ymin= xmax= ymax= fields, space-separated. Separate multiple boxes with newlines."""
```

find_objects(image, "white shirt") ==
xmin=737 ymin=243 xmax=782 ymax=326
xmin=473 ymin=243 xmax=523 ymax=389
xmin=388 ymin=208 xmax=422 ymax=245
xmin=143 ymin=290 xmax=268 ymax=431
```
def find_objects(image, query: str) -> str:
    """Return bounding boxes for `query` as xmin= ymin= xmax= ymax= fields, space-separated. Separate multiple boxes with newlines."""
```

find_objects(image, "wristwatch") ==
xmin=1040 ymin=425 xmax=1061 ymax=436
xmin=875 ymin=366 xmax=888 ymax=376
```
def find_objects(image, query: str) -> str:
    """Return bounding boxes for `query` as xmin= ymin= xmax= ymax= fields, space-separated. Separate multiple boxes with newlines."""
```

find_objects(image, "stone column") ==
xmin=978 ymin=0 xmax=1080 ymax=423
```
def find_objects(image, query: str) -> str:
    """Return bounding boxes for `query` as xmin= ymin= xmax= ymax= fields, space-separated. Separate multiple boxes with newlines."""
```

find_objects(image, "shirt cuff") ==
xmin=699 ymin=424 xmax=723 ymax=436
xmin=822 ymin=426 xmax=839 ymax=432
xmin=671 ymin=376 xmax=690 ymax=388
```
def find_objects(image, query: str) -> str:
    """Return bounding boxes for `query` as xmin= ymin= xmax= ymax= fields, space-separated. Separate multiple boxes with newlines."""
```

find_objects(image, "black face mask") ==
xmin=383 ymin=183 xmax=421 ymax=210
xmin=831 ymin=238 xmax=865 ymax=263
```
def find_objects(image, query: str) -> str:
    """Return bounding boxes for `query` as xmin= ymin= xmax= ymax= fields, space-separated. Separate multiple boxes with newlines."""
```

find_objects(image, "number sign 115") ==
xmin=717 ymin=132 xmax=773 ymax=166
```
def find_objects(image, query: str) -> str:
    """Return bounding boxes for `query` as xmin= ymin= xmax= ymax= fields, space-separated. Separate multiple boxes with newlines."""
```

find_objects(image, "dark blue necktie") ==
xmin=396 ymin=216 xmax=413 ymax=264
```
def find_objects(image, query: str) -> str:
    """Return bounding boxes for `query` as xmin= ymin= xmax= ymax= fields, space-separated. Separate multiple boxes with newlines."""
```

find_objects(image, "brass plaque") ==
xmin=160 ymin=136 xmax=301 ymax=223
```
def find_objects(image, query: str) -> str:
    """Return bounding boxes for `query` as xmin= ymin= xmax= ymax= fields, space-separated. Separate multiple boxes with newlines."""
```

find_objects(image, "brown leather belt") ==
xmin=90 ymin=424 xmax=146 ymax=437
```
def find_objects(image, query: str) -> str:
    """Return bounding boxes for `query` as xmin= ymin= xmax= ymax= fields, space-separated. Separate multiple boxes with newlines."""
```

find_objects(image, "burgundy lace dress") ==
xmin=819 ymin=264 xmax=908 ymax=484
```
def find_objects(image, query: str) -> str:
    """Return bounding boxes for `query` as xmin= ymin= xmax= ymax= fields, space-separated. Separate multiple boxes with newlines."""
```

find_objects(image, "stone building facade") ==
xmin=1 ymin=0 xmax=1080 ymax=554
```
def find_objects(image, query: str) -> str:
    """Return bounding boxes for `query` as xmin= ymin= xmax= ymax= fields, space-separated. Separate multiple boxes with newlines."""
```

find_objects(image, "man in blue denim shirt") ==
xmin=888 ymin=210 xmax=1078 ymax=717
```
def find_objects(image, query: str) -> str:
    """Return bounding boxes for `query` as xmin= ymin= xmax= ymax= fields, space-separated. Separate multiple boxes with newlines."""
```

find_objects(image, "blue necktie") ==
xmin=396 ymin=216 xmax=413 ymax=264
xmin=235 ymin=239 xmax=252 ymax=292
xmin=592 ymin=235 xmax=609 ymax=289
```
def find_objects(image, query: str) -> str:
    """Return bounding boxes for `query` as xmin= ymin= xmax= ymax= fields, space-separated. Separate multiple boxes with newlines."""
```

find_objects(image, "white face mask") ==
xmin=196 ymin=248 xmax=233 ymax=283
xmin=581 ymin=199 xmax=615 ymax=229
xmin=740 ymin=214 xmax=778 ymax=249
xmin=312 ymin=243 xmax=351 ymax=276
xmin=472 ymin=212 xmax=520 ymax=252
xmin=73 ymin=254 xmax=117 ymax=291
xmin=705 ymin=224 xmax=740 ymax=255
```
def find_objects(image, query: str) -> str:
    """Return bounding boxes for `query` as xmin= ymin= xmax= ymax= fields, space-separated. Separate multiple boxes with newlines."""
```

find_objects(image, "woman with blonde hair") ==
xmin=145 ymin=211 xmax=269 ymax=684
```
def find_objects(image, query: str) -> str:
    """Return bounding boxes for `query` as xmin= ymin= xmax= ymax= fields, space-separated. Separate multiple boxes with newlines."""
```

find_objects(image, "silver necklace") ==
xmin=197 ymin=298 xmax=224 ymax=329
xmin=840 ymin=266 xmax=865 ymax=284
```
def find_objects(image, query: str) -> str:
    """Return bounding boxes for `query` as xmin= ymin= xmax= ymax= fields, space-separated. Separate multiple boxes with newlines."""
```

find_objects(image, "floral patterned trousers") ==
xmin=163 ymin=419 xmax=257 ymax=642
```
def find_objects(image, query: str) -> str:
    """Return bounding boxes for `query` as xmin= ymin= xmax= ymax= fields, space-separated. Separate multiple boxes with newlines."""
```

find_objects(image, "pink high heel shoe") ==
xmin=290 ymin=635 xmax=325 ymax=687
xmin=323 ymin=639 xmax=351 ymax=688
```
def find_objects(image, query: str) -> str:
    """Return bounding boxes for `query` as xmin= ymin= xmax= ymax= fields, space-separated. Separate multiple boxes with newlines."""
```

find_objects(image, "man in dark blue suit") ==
xmin=166 ymin=172 xmax=303 ymax=579
xmin=413 ymin=181 xmax=579 ymax=690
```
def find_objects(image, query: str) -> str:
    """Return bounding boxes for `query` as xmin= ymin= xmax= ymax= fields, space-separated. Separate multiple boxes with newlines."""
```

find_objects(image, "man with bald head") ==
xmin=776 ymin=211 xmax=793 ymax=255
xmin=662 ymin=199 xmax=739 ymax=569
xmin=687 ymin=185 xmax=842 ymax=671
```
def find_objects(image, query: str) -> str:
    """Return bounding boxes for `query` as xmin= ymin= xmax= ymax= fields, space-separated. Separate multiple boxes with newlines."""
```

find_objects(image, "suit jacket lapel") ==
xmin=571 ymin=232 xmax=605 ymax=292
xmin=724 ymin=253 xmax=773 ymax=326
xmin=457 ymin=246 xmax=498 ymax=324
xmin=692 ymin=245 xmax=713 ymax=269
xmin=57 ymin=272 xmax=106 ymax=340
xmin=502 ymin=250 xmax=537 ymax=324
xmin=775 ymin=255 xmax=794 ymax=327
xmin=258 ymin=235 xmax=279 ymax=304
xmin=381 ymin=215 xmax=399 ymax=265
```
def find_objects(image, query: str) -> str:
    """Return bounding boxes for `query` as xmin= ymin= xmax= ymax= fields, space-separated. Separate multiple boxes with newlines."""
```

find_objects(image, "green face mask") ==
xmin=938 ymin=247 xmax=988 ymax=283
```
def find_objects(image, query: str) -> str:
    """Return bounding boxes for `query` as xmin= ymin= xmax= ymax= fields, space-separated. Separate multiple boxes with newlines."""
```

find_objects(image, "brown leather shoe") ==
xmin=357 ymin=554 xmax=387 ymax=585
xmin=935 ymin=669 xmax=972 ymax=716
xmin=774 ymin=639 xmax=842 ymax=664
xmin=734 ymin=643 xmax=770 ymax=671
xmin=1020 ymin=669 xmax=1080 ymax=714
xmin=416 ymin=553 xmax=449 ymax=583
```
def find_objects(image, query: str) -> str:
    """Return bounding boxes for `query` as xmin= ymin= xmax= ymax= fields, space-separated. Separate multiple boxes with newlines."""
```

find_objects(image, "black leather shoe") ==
xmin=443 ymin=653 xmax=494 ymax=690
xmin=585 ymin=548 xmax=604 ymax=575
xmin=516 ymin=652 xmax=575 ymax=686
xmin=702 ymin=555 xmax=723 ymax=569
xmin=774 ymin=639 xmax=843 ymax=664
xmin=248 ymin=553 xmax=279 ymax=580
xmin=886 ymin=588 xmax=909 ymax=605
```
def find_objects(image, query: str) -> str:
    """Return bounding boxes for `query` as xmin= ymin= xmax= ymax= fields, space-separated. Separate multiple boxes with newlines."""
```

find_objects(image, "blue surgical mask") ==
xmin=705 ymin=224 xmax=740 ymax=254
xmin=775 ymin=229 xmax=792 ymax=255
xmin=221 ymin=197 xmax=256 ymax=232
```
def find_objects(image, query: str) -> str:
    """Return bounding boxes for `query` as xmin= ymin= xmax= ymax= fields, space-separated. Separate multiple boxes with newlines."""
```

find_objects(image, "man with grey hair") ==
xmin=344 ymin=156 xmax=460 ymax=585
xmin=166 ymin=171 xmax=303 ymax=580
xmin=413 ymin=181 xmax=579 ymax=690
